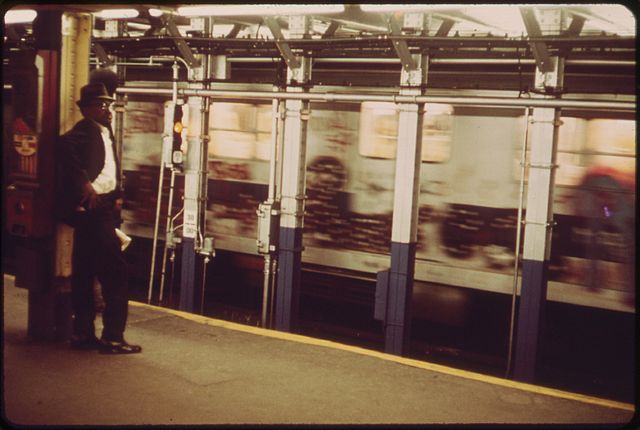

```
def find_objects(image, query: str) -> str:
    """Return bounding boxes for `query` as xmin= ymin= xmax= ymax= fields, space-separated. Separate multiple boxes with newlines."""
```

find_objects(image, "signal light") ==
xmin=172 ymin=104 xmax=184 ymax=167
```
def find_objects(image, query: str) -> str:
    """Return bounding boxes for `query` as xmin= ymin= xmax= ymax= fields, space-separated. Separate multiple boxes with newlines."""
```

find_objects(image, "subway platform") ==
xmin=3 ymin=274 xmax=635 ymax=426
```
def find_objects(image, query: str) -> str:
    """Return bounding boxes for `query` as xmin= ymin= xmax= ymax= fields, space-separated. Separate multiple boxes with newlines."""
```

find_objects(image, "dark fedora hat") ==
xmin=77 ymin=83 xmax=114 ymax=107
xmin=90 ymin=68 xmax=119 ymax=97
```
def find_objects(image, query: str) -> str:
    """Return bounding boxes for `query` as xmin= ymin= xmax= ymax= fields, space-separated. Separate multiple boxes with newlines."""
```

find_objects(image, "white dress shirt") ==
xmin=91 ymin=122 xmax=117 ymax=195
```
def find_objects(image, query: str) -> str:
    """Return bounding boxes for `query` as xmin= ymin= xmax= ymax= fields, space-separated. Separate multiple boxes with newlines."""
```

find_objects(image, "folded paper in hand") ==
xmin=115 ymin=228 xmax=132 ymax=251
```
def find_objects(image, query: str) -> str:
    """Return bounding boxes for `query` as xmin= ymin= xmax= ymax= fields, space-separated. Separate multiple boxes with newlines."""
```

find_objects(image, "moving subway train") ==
xmin=118 ymin=86 xmax=635 ymax=314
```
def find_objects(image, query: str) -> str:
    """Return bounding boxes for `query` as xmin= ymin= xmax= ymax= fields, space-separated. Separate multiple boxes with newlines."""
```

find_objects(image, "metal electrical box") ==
xmin=6 ymin=185 xmax=50 ymax=237
xmin=257 ymin=201 xmax=280 ymax=254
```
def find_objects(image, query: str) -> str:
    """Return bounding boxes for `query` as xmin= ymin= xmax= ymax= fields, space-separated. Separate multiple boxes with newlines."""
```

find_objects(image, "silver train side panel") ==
xmin=119 ymin=91 xmax=635 ymax=313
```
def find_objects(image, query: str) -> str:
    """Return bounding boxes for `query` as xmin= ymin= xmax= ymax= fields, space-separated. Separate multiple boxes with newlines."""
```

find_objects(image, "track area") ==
xmin=125 ymin=241 xmax=635 ymax=404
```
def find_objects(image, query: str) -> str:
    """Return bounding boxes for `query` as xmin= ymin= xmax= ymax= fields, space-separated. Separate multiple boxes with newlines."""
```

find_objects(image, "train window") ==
xmin=358 ymin=102 xmax=453 ymax=162
xmin=422 ymin=104 xmax=454 ymax=162
xmin=208 ymin=102 xmax=271 ymax=161
xmin=515 ymin=117 xmax=589 ymax=187
xmin=124 ymin=101 xmax=165 ymax=134
xmin=586 ymin=119 xmax=636 ymax=178
xmin=514 ymin=117 xmax=636 ymax=187
xmin=122 ymin=100 xmax=165 ymax=169
xmin=587 ymin=119 xmax=636 ymax=157
xmin=254 ymin=104 xmax=273 ymax=161
xmin=556 ymin=117 xmax=588 ymax=187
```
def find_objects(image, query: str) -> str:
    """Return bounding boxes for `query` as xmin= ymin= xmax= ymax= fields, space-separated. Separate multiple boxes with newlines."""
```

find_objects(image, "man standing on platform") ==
xmin=56 ymin=83 xmax=141 ymax=354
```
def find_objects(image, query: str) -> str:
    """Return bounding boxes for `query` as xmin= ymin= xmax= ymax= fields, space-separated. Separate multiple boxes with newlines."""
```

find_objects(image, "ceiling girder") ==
xmin=92 ymin=42 xmax=113 ymax=66
xmin=565 ymin=14 xmax=586 ymax=36
xmin=88 ymin=34 xmax=634 ymax=62
xmin=162 ymin=15 xmax=200 ymax=68
xmin=435 ymin=19 xmax=455 ymax=37
xmin=558 ymin=14 xmax=587 ymax=58
xmin=136 ymin=8 xmax=165 ymax=36
xmin=226 ymin=24 xmax=244 ymax=39
xmin=322 ymin=21 xmax=341 ymax=39
xmin=263 ymin=17 xmax=301 ymax=69
xmin=520 ymin=7 xmax=554 ymax=73
xmin=387 ymin=14 xmax=417 ymax=71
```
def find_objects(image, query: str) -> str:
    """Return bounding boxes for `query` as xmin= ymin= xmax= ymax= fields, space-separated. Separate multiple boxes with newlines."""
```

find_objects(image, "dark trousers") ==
xmin=71 ymin=202 xmax=129 ymax=342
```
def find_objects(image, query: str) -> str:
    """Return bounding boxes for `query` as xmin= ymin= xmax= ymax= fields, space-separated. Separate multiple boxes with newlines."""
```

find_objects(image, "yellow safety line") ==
xmin=130 ymin=300 xmax=635 ymax=412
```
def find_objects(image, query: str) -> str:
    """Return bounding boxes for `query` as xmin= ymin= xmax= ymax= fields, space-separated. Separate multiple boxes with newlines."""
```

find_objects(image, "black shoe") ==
xmin=98 ymin=338 xmax=142 ymax=354
xmin=70 ymin=335 xmax=101 ymax=350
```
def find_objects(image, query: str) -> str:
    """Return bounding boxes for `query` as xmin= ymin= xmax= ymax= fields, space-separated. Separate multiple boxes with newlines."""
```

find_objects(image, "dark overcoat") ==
xmin=55 ymin=118 xmax=122 ymax=225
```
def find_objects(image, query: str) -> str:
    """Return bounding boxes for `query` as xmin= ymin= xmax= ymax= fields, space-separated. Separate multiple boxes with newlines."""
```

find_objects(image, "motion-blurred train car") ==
xmin=119 ymin=85 xmax=635 ymax=315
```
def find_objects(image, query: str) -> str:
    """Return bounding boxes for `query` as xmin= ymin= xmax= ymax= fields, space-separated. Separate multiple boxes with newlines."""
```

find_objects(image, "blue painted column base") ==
xmin=274 ymin=227 xmax=303 ymax=332
xmin=179 ymin=237 xmax=203 ymax=313
xmin=385 ymin=241 xmax=417 ymax=355
xmin=514 ymin=258 xmax=549 ymax=382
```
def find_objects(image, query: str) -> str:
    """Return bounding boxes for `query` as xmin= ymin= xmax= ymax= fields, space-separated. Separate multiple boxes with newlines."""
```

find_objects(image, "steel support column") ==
xmin=14 ymin=10 xmax=67 ymax=340
xmin=514 ymin=9 xmax=566 ymax=382
xmin=274 ymin=16 xmax=311 ymax=332
xmin=178 ymin=94 xmax=208 ymax=312
xmin=53 ymin=12 xmax=92 ymax=338
xmin=179 ymin=18 xmax=211 ymax=313
xmin=385 ymin=13 xmax=429 ymax=355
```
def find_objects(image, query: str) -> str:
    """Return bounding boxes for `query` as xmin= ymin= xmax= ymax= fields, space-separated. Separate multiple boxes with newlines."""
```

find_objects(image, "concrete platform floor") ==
xmin=3 ymin=275 xmax=635 ymax=426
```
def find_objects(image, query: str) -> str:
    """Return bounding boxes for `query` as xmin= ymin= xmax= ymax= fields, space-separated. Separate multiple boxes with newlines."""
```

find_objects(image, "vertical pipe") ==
xmin=197 ymin=31 xmax=212 ymax=312
xmin=158 ymin=169 xmax=176 ymax=303
xmin=267 ymin=88 xmax=280 ymax=202
xmin=168 ymin=249 xmax=176 ymax=307
xmin=200 ymin=256 xmax=210 ymax=315
xmin=275 ymin=99 xmax=286 ymax=201
xmin=199 ymin=19 xmax=212 ymax=246
xmin=269 ymin=257 xmax=278 ymax=328
xmin=261 ymin=89 xmax=282 ymax=327
xmin=192 ymin=18 xmax=218 ymax=314
xmin=261 ymin=254 xmax=272 ymax=327
xmin=147 ymin=142 xmax=166 ymax=303
xmin=148 ymin=62 xmax=179 ymax=304
xmin=506 ymin=107 xmax=530 ymax=377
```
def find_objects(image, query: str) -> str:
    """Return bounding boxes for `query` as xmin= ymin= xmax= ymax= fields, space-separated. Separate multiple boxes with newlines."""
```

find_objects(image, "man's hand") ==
xmin=80 ymin=182 xmax=98 ymax=209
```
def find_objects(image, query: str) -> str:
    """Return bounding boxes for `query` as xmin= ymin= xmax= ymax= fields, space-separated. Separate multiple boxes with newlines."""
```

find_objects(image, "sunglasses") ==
xmin=89 ymin=101 xmax=113 ymax=110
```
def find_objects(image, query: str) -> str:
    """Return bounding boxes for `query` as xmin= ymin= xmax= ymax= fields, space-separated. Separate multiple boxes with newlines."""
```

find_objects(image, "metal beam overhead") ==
xmin=565 ymin=14 xmax=586 ymax=36
xmin=226 ymin=24 xmax=244 ymax=38
xmin=91 ymin=42 xmax=113 ymax=66
xmin=559 ymin=14 xmax=586 ymax=58
xmin=322 ymin=20 xmax=341 ymax=38
xmin=520 ymin=7 xmax=554 ymax=73
xmin=435 ymin=18 xmax=455 ymax=37
xmin=264 ymin=17 xmax=301 ymax=70
xmin=387 ymin=14 xmax=418 ymax=71
xmin=162 ymin=15 xmax=201 ymax=68
xmin=115 ymin=87 xmax=636 ymax=111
